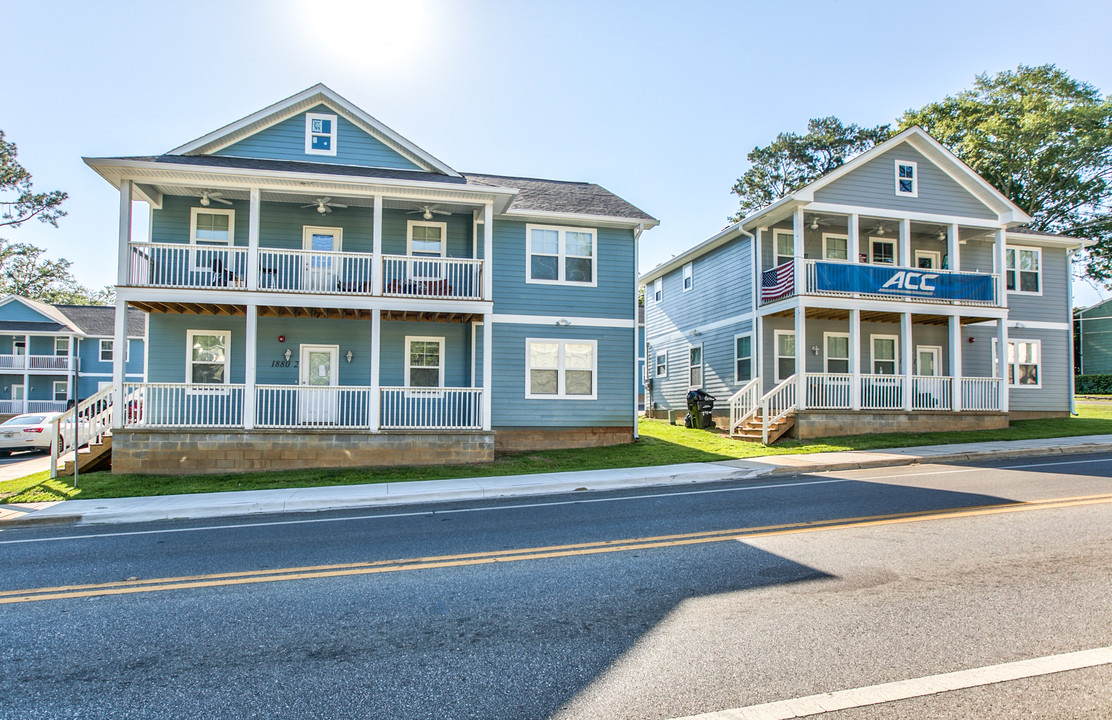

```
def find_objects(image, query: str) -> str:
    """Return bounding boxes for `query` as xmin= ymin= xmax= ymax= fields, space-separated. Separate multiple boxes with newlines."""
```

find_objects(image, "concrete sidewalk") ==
xmin=2 ymin=434 xmax=1110 ymax=528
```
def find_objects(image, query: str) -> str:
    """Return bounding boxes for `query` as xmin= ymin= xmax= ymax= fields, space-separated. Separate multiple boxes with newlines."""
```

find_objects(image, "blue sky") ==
xmin=4 ymin=0 xmax=1111 ymax=305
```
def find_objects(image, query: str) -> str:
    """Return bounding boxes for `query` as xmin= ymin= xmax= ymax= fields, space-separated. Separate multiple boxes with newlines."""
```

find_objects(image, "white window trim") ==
xmin=914 ymin=249 xmax=942 ymax=270
xmin=823 ymin=331 xmax=851 ymax=374
xmin=734 ymin=333 xmax=753 ymax=384
xmin=305 ymin=112 xmax=338 ymax=157
xmin=186 ymin=329 xmax=231 ymax=388
xmin=54 ymin=337 xmax=69 ymax=356
xmin=653 ymin=277 xmax=662 ymax=303
xmin=404 ymin=336 xmax=445 ymax=394
xmin=189 ymin=206 xmax=236 ymax=272
xmin=773 ymin=229 xmax=794 ymax=267
xmin=52 ymin=380 xmax=68 ymax=402
xmin=525 ymin=338 xmax=598 ymax=400
xmin=993 ymin=337 xmax=1042 ymax=389
xmin=525 ymin=223 xmax=598 ymax=287
xmin=655 ymin=349 xmax=667 ymax=378
xmin=869 ymin=236 xmax=896 ymax=265
xmin=822 ymin=233 xmax=849 ymax=262
xmin=870 ymin=334 xmax=900 ymax=375
xmin=302 ymin=225 xmax=343 ymax=252
xmin=688 ymin=344 xmax=703 ymax=390
xmin=99 ymin=339 xmax=113 ymax=363
xmin=915 ymin=345 xmax=944 ymax=376
xmin=682 ymin=262 xmax=693 ymax=292
xmin=1005 ymin=245 xmax=1043 ymax=296
xmin=895 ymin=159 xmax=918 ymax=198
xmin=405 ymin=220 xmax=448 ymax=258
xmin=774 ymin=329 xmax=795 ymax=383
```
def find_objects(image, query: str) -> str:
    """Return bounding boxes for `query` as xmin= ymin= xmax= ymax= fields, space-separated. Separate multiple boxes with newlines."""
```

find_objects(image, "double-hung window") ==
xmin=406 ymin=221 xmax=447 ymax=280
xmin=653 ymin=278 xmax=662 ymax=303
xmin=871 ymin=335 xmax=899 ymax=375
xmin=99 ymin=339 xmax=113 ymax=363
xmin=1005 ymin=247 xmax=1041 ymax=294
xmin=682 ymin=262 xmax=693 ymax=292
xmin=994 ymin=339 xmax=1041 ymax=387
xmin=305 ymin=112 xmax=338 ymax=156
xmin=405 ymin=337 xmax=444 ymax=388
xmin=190 ymin=207 xmax=235 ymax=274
xmin=526 ymin=224 xmax=596 ymax=285
xmin=654 ymin=350 xmax=667 ymax=378
xmin=54 ymin=337 xmax=69 ymax=356
xmin=895 ymin=160 xmax=918 ymax=197
xmin=187 ymin=330 xmax=230 ymax=385
xmin=825 ymin=332 xmax=850 ymax=374
xmin=53 ymin=381 xmax=67 ymax=402
xmin=775 ymin=330 xmax=795 ymax=383
xmin=823 ymin=234 xmax=848 ymax=261
xmin=526 ymin=339 xmax=596 ymax=399
xmin=688 ymin=346 xmax=703 ymax=388
xmin=774 ymin=229 xmax=794 ymax=267
xmin=734 ymin=334 xmax=752 ymax=383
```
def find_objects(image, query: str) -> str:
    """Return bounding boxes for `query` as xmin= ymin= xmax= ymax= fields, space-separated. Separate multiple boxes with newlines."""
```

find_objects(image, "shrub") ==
xmin=1076 ymin=374 xmax=1112 ymax=394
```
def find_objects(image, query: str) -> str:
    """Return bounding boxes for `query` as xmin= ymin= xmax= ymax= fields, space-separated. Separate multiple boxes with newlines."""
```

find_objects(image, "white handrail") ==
xmin=257 ymin=248 xmax=374 ymax=295
xmin=128 ymin=242 xmax=249 ymax=289
xmin=255 ymin=385 xmax=372 ymax=428
xmin=381 ymin=255 xmax=484 ymax=301
xmin=961 ymin=377 xmax=1001 ymax=412
xmin=728 ymin=378 xmax=761 ymax=435
xmin=123 ymin=383 xmax=245 ymax=428
xmin=49 ymin=384 xmax=115 ymax=479
xmin=760 ymin=374 xmax=797 ymax=445
xmin=380 ymin=387 xmax=483 ymax=430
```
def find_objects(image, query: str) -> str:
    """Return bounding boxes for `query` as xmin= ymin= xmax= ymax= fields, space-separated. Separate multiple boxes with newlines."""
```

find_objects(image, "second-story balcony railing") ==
xmin=761 ymin=259 xmax=1000 ymax=307
xmin=0 ymin=355 xmax=72 ymax=371
xmin=127 ymin=242 xmax=487 ymax=301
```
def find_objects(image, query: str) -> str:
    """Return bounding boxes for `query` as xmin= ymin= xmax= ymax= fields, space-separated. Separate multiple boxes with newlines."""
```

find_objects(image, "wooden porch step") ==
xmin=730 ymin=413 xmax=795 ymax=445
xmin=58 ymin=436 xmax=112 ymax=477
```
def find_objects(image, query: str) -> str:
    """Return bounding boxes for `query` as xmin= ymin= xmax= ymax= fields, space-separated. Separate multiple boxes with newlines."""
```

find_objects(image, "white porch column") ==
xmin=793 ymin=207 xmax=804 ymax=295
xmin=994 ymin=228 xmax=1008 ymax=307
xmin=849 ymin=309 xmax=861 ymax=411
xmin=996 ymin=318 xmax=1009 ymax=413
xmin=753 ymin=228 xmax=763 ymax=393
xmin=110 ymin=299 xmax=127 ymax=429
xmin=949 ymin=315 xmax=962 ymax=412
xmin=899 ymin=218 xmax=911 ymax=268
xmin=372 ymin=195 xmax=383 ymax=296
xmin=244 ymin=304 xmax=257 ymax=430
xmin=794 ymin=306 xmax=806 ymax=410
xmin=483 ymin=202 xmax=494 ymax=301
xmin=22 ymin=334 xmax=29 ymax=414
xmin=848 ymin=213 xmax=860 ymax=264
xmin=117 ymin=179 xmax=133 ymax=287
xmin=901 ymin=311 xmax=913 ymax=411
xmin=66 ymin=334 xmax=75 ymax=401
xmin=247 ymin=188 xmax=260 ymax=291
xmin=481 ymin=314 xmax=493 ymax=431
xmin=948 ymin=223 xmax=960 ymax=271
xmin=369 ymin=309 xmax=381 ymax=431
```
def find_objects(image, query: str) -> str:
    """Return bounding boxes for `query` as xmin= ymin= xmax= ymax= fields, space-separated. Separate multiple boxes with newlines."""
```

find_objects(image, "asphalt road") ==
xmin=1 ymin=453 xmax=1109 ymax=719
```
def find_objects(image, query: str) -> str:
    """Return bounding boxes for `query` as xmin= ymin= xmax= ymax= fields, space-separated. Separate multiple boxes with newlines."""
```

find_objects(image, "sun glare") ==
xmin=285 ymin=0 xmax=440 ymax=69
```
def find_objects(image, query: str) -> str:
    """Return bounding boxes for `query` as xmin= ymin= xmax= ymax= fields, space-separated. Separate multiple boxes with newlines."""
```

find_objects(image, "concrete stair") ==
xmin=58 ymin=436 xmax=112 ymax=477
xmin=732 ymin=412 xmax=795 ymax=444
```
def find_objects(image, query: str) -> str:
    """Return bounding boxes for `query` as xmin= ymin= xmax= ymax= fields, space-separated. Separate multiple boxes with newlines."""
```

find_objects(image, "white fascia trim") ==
xmin=966 ymin=320 xmax=1070 ymax=331
xmin=492 ymin=314 xmax=635 ymax=328
xmin=1005 ymin=232 xmax=1088 ymax=249
xmin=0 ymin=295 xmax=84 ymax=334
xmin=639 ymin=224 xmax=744 ymax=284
xmin=802 ymin=202 xmax=1005 ymax=230
xmin=114 ymin=286 xmax=493 ymax=316
xmin=501 ymin=208 xmax=658 ymax=230
xmin=167 ymin=84 xmax=460 ymax=176
xmin=645 ymin=311 xmax=755 ymax=345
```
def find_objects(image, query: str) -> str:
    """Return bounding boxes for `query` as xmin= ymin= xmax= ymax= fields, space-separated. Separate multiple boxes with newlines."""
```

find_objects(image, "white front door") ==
xmin=299 ymin=344 xmax=339 ymax=424
xmin=303 ymin=226 xmax=342 ymax=293
xmin=917 ymin=346 xmax=942 ymax=376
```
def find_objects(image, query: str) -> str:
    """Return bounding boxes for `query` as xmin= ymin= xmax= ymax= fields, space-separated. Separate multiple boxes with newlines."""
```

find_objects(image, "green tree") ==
xmin=0 ymin=130 xmax=66 ymax=229
xmin=900 ymin=65 xmax=1112 ymax=281
xmin=730 ymin=117 xmax=890 ymax=221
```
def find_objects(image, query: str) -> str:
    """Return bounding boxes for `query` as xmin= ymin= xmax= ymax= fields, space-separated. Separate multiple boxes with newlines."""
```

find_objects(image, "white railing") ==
xmin=860 ymin=374 xmax=903 ymax=410
xmin=28 ymin=400 xmax=68 ymax=413
xmin=806 ymin=373 xmax=853 ymax=409
xmin=257 ymin=248 xmax=375 ymax=295
xmin=123 ymin=383 xmax=245 ymax=428
xmin=49 ymin=384 xmax=115 ymax=479
xmin=728 ymin=378 xmax=761 ymax=434
xmin=911 ymin=376 xmax=953 ymax=411
xmin=0 ymin=355 xmax=25 ymax=369
xmin=255 ymin=385 xmax=371 ymax=428
xmin=760 ymin=374 xmax=797 ymax=445
xmin=380 ymin=387 xmax=483 ymax=430
xmin=0 ymin=400 xmax=23 ymax=414
xmin=382 ymin=255 xmax=484 ymax=301
xmin=802 ymin=259 xmax=1000 ymax=306
xmin=29 ymin=355 xmax=71 ymax=370
xmin=129 ymin=242 xmax=250 ymax=289
xmin=961 ymin=377 xmax=1002 ymax=412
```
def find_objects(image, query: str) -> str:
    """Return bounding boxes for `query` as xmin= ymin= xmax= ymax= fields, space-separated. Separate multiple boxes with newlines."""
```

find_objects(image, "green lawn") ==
xmin=2 ymin=401 xmax=1110 ymax=505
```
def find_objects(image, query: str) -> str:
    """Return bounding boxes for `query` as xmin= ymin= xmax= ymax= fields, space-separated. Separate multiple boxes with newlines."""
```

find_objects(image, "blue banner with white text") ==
xmin=813 ymin=262 xmax=995 ymax=302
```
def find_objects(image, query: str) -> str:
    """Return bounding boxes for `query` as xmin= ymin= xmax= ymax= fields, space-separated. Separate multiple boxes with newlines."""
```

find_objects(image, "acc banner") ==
xmin=813 ymin=262 xmax=995 ymax=302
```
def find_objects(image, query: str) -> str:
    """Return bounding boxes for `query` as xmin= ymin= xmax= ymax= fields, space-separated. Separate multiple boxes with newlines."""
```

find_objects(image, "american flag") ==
xmin=761 ymin=260 xmax=795 ymax=301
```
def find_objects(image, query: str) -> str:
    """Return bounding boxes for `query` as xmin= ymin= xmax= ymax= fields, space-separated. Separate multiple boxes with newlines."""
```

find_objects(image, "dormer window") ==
xmin=895 ymin=160 xmax=917 ymax=197
xmin=305 ymin=112 xmax=338 ymax=156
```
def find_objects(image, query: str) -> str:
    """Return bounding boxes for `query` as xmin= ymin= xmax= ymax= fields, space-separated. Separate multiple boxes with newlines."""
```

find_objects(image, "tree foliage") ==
xmin=899 ymin=64 xmax=1112 ymax=281
xmin=730 ymin=117 xmax=890 ymax=220
xmin=0 ymin=130 xmax=67 ymax=229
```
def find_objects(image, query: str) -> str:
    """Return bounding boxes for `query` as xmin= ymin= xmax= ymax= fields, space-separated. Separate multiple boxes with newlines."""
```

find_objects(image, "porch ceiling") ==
xmin=129 ymin=301 xmax=479 ymax=324
xmin=764 ymin=307 xmax=1000 ymax=326
xmin=148 ymin=184 xmax=487 ymax=215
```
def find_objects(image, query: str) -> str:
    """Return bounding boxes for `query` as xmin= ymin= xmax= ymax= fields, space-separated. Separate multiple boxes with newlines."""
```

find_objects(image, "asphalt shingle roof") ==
xmin=53 ymin=306 xmax=146 ymax=337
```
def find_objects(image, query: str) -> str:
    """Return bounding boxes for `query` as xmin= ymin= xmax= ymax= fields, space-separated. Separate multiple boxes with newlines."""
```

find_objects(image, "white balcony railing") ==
xmin=860 ymin=374 xmax=903 ymax=410
xmin=803 ymin=374 xmax=998 ymax=412
xmin=382 ymin=255 xmax=484 ymax=301
xmin=0 ymin=355 xmax=25 ymax=370
xmin=961 ymin=377 xmax=1002 ymax=412
xmin=129 ymin=243 xmax=250 ymax=290
xmin=911 ymin=376 xmax=953 ymax=411
xmin=255 ymin=385 xmax=371 ymax=428
xmin=123 ymin=383 xmax=245 ymax=428
xmin=257 ymin=248 xmax=375 ymax=295
xmin=380 ymin=387 xmax=484 ymax=430
xmin=802 ymin=259 xmax=1000 ymax=306
xmin=0 ymin=400 xmax=23 ymax=414
xmin=29 ymin=356 xmax=71 ymax=370
xmin=27 ymin=400 xmax=69 ymax=413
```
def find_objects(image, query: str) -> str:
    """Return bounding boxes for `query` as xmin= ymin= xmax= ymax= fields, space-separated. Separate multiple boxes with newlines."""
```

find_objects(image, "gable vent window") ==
xmin=895 ymin=160 xmax=918 ymax=197
xmin=305 ymin=113 xmax=338 ymax=156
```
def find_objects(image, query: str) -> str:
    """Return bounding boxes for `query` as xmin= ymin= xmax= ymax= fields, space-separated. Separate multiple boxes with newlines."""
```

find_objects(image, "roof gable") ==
xmin=167 ymin=84 xmax=458 ymax=176
xmin=0 ymin=296 xmax=82 ymax=332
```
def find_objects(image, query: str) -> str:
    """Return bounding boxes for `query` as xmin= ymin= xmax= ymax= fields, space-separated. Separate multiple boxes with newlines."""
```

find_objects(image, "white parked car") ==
xmin=0 ymin=413 xmax=62 ymax=456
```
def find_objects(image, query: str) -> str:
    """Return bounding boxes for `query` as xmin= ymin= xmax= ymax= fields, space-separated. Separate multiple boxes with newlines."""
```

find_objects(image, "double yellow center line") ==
xmin=4 ymin=492 xmax=1110 ymax=605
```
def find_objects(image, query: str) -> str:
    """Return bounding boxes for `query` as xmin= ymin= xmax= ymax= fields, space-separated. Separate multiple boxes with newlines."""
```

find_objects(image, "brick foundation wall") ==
xmin=495 ymin=426 xmax=634 ymax=453
xmin=794 ymin=411 xmax=1009 ymax=439
xmin=112 ymin=429 xmax=495 ymax=475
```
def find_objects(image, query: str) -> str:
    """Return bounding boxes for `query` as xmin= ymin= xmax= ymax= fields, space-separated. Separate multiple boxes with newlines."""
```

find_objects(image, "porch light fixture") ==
xmin=811 ymin=345 xmax=820 ymax=356
xmin=556 ymin=319 xmax=571 ymax=326
xmin=284 ymin=348 xmax=292 ymax=361
xmin=346 ymin=350 xmax=353 ymax=363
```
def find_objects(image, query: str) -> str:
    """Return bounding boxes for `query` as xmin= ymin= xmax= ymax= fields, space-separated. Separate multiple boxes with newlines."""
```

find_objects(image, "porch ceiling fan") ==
xmin=806 ymin=215 xmax=837 ymax=231
xmin=198 ymin=190 xmax=232 ymax=207
xmin=407 ymin=204 xmax=452 ymax=221
xmin=302 ymin=197 xmax=348 ymax=214
xmin=864 ymin=222 xmax=893 ymax=237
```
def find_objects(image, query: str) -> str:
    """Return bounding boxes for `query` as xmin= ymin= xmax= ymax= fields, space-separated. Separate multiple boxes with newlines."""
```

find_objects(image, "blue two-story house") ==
xmin=0 ymin=295 xmax=146 ymax=417
xmin=85 ymin=84 xmax=655 ymax=474
xmin=641 ymin=127 xmax=1085 ymax=442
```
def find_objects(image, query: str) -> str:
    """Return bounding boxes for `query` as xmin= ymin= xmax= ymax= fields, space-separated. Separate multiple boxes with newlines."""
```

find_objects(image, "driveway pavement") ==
xmin=0 ymin=451 xmax=52 ymax=483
